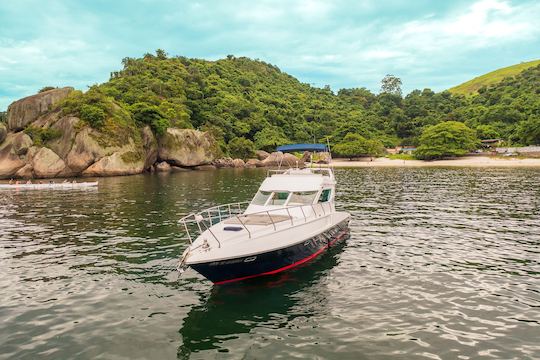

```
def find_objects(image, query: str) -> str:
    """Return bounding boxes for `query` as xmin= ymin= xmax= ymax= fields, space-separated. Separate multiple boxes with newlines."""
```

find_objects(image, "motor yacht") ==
xmin=178 ymin=144 xmax=350 ymax=284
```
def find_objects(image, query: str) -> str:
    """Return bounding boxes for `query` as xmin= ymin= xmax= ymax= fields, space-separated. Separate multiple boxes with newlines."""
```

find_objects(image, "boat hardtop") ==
xmin=178 ymin=143 xmax=351 ymax=284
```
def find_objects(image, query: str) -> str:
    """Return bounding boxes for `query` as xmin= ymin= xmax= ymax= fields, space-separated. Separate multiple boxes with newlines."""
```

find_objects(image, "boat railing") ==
xmin=266 ymin=168 xmax=334 ymax=178
xmin=178 ymin=201 xmax=333 ymax=248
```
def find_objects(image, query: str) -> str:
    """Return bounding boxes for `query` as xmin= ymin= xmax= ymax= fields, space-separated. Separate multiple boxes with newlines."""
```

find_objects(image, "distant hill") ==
xmin=449 ymin=59 xmax=540 ymax=95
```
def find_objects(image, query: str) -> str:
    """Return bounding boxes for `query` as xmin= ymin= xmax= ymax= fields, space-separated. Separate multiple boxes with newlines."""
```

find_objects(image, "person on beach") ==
xmin=26 ymin=180 xmax=32 ymax=184
xmin=9 ymin=179 xmax=13 ymax=184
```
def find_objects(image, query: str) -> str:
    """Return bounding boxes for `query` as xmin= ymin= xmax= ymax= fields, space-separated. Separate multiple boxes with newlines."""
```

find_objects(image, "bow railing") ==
xmin=178 ymin=201 xmax=333 ymax=248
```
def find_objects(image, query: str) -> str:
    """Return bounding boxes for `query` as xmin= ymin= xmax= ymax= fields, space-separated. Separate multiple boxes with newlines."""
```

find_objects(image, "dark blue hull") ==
xmin=190 ymin=219 xmax=350 ymax=284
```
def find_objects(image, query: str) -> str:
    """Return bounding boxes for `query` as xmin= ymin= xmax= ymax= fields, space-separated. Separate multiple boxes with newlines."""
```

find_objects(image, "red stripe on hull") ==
xmin=214 ymin=231 xmax=347 ymax=285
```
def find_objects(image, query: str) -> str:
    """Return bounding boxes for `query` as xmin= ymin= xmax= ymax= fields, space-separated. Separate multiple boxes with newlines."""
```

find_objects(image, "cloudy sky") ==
xmin=1 ymin=0 xmax=539 ymax=110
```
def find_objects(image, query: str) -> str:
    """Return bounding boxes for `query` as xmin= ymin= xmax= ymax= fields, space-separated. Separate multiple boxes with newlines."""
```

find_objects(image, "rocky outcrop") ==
xmin=262 ymin=152 xmax=304 ymax=167
xmin=142 ymin=126 xmax=157 ymax=170
xmin=0 ymin=123 xmax=6 ymax=144
xmin=82 ymin=150 xmax=145 ymax=177
xmin=155 ymin=161 xmax=171 ymax=172
xmin=213 ymin=157 xmax=235 ymax=168
xmin=246 ymin=158 xmax=262 ymax=167
xmin=1 ymin=89 xmax=253 ymax=179
xmin=66 ymin=128 xmax=107 ymax=173
xmin=6 ymin=87 xmax=73 ymax=131
xmin=232 ymin=158 xmax=245 ymax=168
xmin=31 ymin=147 xmax=66 ymax=178
xmin=0 ymin=133 xmax=33 ymax=177
xmin=158 ymin=128 xmax=219 ymax=167
xmin=256 ymin=150 xmax=270 ymax=160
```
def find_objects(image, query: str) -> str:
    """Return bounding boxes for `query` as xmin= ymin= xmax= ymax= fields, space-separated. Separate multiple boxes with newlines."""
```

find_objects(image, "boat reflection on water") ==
xmin=177 ymin=240 xmax=347 ymax=358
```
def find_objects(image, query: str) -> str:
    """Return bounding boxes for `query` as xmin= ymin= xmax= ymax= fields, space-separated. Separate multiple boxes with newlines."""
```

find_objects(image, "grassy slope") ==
xmin=449 ymin=59 xmax=540 ymax=96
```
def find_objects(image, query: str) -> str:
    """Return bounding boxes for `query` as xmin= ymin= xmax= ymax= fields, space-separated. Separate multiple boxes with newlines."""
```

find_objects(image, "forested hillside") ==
xmin=449 ymin=60 xmax=540 ymax=96
xmin=13 ymin=51 xmax=540 ymax=154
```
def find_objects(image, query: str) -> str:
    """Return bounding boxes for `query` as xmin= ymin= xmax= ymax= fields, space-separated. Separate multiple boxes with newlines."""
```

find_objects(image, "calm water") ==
xmin=1 ymin=168 xmax=539 ymax=359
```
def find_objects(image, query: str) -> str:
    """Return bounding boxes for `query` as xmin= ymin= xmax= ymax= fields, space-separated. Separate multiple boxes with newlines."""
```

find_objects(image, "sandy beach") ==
xmin=324 ymin=156 xmax=540 ymax=168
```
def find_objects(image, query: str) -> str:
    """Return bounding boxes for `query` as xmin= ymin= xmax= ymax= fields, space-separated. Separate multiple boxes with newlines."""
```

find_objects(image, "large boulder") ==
xmin=65 ymin=128 xmax=107 ymax=173
xmin=246 ymin=158 xmax=261 ymax=168
xmin=6 ymin=87 xmax=73 ymax=131
xmin=255 ymin=150 xmax=270 ymax=160
xmin=82 ymin=150 xmax=145 ymax=177
xmin=158 ymin=128 xmax=219 ymax=167
xmin=0 ymin=132 xmax=33 ymax=178
xmin=232 ymin=158 xmax=245 ymax=168
xmin=262 ymin=152 xmax=304 ymax=167
xmin=155 ymin=161 xmax=171 ymax=172
xmin=31 ymin=147 xmax=66 ymax=178
xmin=0 ymin=123 xmax=6 ymax=144
xmin=213 ymin=157 xmax=234 ymax=168
xmin=142 ymin=126 xmax=157 ymax=170
xmin=47 ymin=116 xmax=80 ymax=159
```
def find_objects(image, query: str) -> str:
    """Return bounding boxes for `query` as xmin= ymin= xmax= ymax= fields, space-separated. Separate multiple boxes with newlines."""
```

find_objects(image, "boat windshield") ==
xmin=251 ymin=190 xmax=272 ymax=205
xmin=288 ymin=191 xmax=318 ymax=206
xmin=268 ymin=191 xmax=290 ymax=205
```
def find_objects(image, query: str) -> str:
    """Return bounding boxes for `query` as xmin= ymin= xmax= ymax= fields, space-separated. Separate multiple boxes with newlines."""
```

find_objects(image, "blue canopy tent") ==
xmin=276 ymin=144 xmax=329 ymax=153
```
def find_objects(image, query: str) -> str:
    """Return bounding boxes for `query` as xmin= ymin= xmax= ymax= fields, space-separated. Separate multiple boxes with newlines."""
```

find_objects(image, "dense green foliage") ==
xmin=333 ymin=133 xmax=385 ymax=159
xmin=0 ymin=111 xmax=6 ymax=123
xmin=24 ymin=126 xmax=62 ymax=146
xmin=415 ymin=121 xmax=479 ymax=160
xmin=48 ymin=51 xmax=539 ymax=157
xmin=228 ymin=137 xmax=255 ymax=160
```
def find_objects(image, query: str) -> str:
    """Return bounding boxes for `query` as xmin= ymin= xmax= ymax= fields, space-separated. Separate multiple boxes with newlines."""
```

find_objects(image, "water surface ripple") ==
xmin=0 ymin=168 xmax=539 ymax=359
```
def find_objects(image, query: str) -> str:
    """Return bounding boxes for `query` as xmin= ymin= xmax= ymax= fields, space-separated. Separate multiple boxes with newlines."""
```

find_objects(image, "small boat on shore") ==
xmin=178 ymin=143 xmax=350 ymax=284
xmin=0 ymin=181 xmax=99 ymax=190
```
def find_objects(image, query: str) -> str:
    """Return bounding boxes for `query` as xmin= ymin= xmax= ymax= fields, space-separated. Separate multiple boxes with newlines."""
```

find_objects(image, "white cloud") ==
xmin=1 ymin=0 xmax=539 ymax=110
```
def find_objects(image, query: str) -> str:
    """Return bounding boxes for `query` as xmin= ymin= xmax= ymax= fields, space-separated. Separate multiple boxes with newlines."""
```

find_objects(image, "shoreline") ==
xmin=323 ymin=156 xmax=540 ymax=168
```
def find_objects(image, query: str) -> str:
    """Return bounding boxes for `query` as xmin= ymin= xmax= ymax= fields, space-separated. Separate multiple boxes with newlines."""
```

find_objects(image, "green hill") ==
xmin=5 ymin=50 xmax=540 ymax=156
xmin=449 ymin=59 xmax=540 ymax=95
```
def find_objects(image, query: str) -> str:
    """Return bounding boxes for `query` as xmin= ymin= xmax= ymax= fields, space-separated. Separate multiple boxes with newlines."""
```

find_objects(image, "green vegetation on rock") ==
xmin=23 ymin=126 xmax=62 ymax=146
xmin=38 ymin=86 xmax=57 ymax=93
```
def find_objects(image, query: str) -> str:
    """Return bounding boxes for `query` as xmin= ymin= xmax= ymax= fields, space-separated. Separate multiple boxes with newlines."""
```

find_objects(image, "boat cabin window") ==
xmin=268 ymin=191 xmax=289 ymax=205
xmin=318 ymin=189 xmax=332 ymax=203
xmin=251 ymin=190 xmax=272 ymax=205
xmin=288 ymin=191 xmax=318 ymax=205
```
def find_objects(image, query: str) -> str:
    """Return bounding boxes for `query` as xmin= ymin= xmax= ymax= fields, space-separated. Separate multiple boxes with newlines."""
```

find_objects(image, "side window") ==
xmin=318 ymin=189 xmax=331 ymax=203
xmin=269 ymin=192 xmax=289 ymax=205
xmin=288 ymin=191 xmax=318 ymax=205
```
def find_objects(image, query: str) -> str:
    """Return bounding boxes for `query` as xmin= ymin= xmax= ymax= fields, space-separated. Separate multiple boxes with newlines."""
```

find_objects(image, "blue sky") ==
xmin=1 ymin=0 xmax=539 ymax=110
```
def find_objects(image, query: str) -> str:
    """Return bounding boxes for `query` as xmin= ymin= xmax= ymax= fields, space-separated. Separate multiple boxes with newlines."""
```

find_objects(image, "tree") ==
xmin=517 ymin=116 xmax=540 ymax=145
xmin=415 ymin=121 xmax=479 ymax=160
xmin=254 ymin=126 xmax=289 ymax=152
xmin=380 ymin=74 xmax=402 ymax=96
xmin=129 ymin=102 xmax=170 ymax=135
xmin=475 ymin=124 xmax=500 ymax=140
xmin=333 ymin=133 xmax=385 ymax=159
xmin=228 ymin=137 xmax=255 ymax=159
